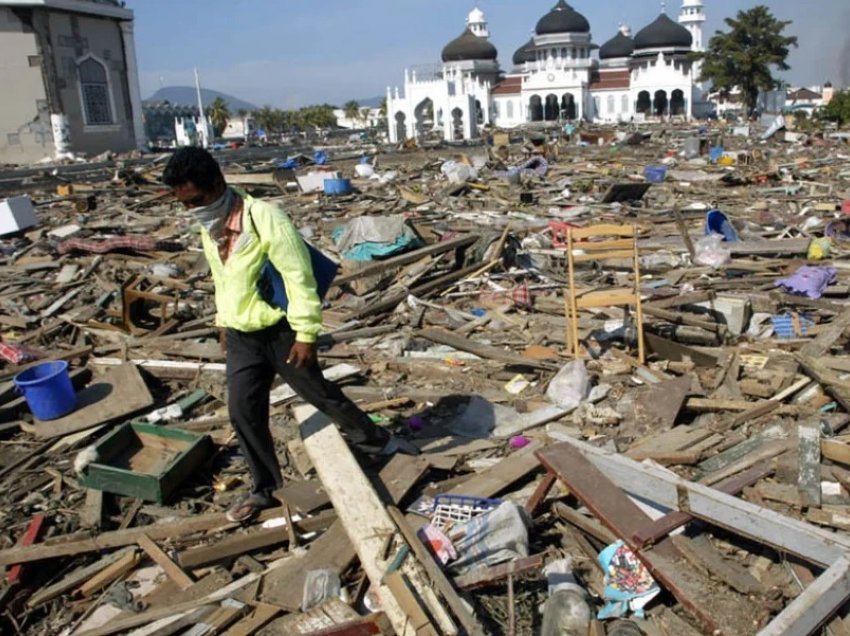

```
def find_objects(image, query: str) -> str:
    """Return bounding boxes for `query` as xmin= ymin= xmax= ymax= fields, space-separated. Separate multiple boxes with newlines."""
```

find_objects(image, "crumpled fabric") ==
xmin=332 ymin=215 xmax=421 ymax=261
xmin=57 ymin=236 xmax=183 ymax=255
xmin=775 ymin=265 xmax=837 ymax=299
xmin=517 ymin=155 xmax=549 ymax=177
xmin=598 ymin=540 xmax=660 ymax=620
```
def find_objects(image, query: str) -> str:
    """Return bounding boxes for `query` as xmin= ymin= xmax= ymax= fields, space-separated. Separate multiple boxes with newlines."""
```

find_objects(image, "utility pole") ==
xmin=194 ymin=67 xmax=209 ymax=148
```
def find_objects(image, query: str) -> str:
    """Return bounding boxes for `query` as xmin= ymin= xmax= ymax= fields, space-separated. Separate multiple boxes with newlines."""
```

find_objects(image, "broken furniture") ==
xmin=100 ymin=275 xmax=184 ymax=336
xmin=565 ymin=223 xmax=645 ymax=363
xmin=79 ymin=422 xmax=212 ymax=503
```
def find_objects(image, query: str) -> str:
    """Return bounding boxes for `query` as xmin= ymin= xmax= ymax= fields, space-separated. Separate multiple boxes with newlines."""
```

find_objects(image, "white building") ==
xmin=387 ymin=1 xmax=708 ymax=143
xmin=0 ymin=0 xmax=146 ymax=163
xmin=333 ymin=107 xmax=382 ymax=130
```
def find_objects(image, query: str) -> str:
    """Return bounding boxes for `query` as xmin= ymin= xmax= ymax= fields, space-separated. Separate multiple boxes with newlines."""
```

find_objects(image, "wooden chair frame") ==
xmin=565 ymin=223 xmax=645 ymax=363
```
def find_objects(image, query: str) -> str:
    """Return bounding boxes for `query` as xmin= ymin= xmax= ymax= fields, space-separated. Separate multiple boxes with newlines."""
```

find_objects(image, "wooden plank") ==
xmin=757 ymin=556 xmax=850 ymax=636
xmin=178 ymin=514 xmax=334 ymax=569
xmin=823 ymin=439 xmax=850 ymax=466
xmin=294 ymin=404 xmax=457 ymax=636
xmin=383 ymin=571 xmax=439 ymax=636
xmin=219 ymin=602 xmax=280 ymax=636
xmin=796 ymin=354 xmax=850 ymax=413
xmin=671 ymin=534 xmax=764 ymax=595
xmin=451 ymin=441 xmax=542 ymax=498
xmin=6 ymin=514 xmax=45 ymax=585
xmin=302 ymin=613 xmax=393 ymax=635
xmin=631 ymin=463 xmax=773 ymax=549
xmin=800 ymin=307 xmax=850 ymax=358
xmin=388 ymin=506 xmax=488 ymax=636
xmin=77 ymin=549 xmax=140 ymax=598
xmin=262 ymin=455 xmax=429 ymax=611
xmin=787 ymin=563 xmax=850 ymax=636
xmin=418 ymin=328 xmax=558 ymax=371
xmin=798 ymin=420 xmax=822 ymax=508
xmin=544 ymin=436 xmax=850 ymax=567
xmin=26 ymin=547 xmax=136 ymax=607
xmin=262 ymin=598 xmax=362 ymax=634
xmin=452 ymin=554 xmax=546 ymax=591
xmin=552 ymin=502 xmax=618 ymax=545
xmin=644 ymin=332 xmax=718 ymax=367
xmin=75 ymin=558 xmax=285 ymax=636
xmin=538 ymin=443 xmax=760 ymax=635
xmin=79 ymin=488 xmax=104 ymax=529
xmin=29 ymin=364 xmax=154 ymax=439
xmin=137 ymin=534 xmax=194 ymax=590
xmin=0 ymin=506 xmax=307 ymax=566
xmin=491 ymin=406 xmax=570 ymax=439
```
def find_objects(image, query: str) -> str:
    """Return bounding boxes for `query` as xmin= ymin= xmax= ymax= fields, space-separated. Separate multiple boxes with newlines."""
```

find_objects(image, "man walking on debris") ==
xmin=163 ymin=147 xmax=418 ymax=523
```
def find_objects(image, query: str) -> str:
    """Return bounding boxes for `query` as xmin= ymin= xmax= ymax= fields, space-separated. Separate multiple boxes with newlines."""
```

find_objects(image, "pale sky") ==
xmin=131 ymin=0 xmax=850 ymax=108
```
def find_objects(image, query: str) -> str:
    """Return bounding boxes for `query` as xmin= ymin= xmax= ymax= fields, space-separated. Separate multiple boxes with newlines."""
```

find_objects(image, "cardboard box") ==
xmin=0 ymin=196 xmax=38 ymax=236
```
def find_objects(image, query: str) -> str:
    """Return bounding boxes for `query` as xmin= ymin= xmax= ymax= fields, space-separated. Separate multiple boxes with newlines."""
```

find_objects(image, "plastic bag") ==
xmin=694 ymin=233 xmax=731 ymax=269
xmin=301 ymin=568 xmax=341 ymax=612
xmin=440 ymin=160 xmax=478 ymax=184
xmin=448 ymin=502 xmax=530 ymax=575
xmin=546 ymin=360 xmax=588 ymax=411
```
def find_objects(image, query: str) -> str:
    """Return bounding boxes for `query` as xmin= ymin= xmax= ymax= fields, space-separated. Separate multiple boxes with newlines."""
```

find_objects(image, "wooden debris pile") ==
xmin=0 ymin=123 xmax=848 ymax=634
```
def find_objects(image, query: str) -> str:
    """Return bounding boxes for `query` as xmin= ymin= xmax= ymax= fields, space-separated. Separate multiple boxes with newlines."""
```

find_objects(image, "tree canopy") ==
xmin=695 ymin=5 xmax=797 ymax=115
xmin=252 ymin=104 xmax=338 ymax=136
xmin=822 ymin=91 xmax=850 ymax=128
xmin=205 ymin=97 xmax=231 ymax=137
xmin=343 ymin=100 xmax=361 ymax=122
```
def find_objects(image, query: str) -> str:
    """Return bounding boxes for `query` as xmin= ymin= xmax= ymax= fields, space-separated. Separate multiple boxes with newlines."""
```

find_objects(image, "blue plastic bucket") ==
xmin=14 ymin=360 xmax=77 ymax=420
xmin=643 ymin=165 xmax=667 ymax=184
xmin=704 ymin=209 xmax=738 ymax=242
xmin=324 ymin=178 xmax=352 ymax=195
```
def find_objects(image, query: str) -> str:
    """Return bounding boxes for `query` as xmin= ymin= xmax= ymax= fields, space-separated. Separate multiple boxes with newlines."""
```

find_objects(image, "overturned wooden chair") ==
xmin=565 ymin=223 xmax=645 ymax=364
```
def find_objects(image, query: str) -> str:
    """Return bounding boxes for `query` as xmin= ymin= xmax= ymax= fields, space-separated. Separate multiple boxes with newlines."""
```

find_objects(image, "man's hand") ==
xmin=287 ymin=341 xmax=317 ymax=368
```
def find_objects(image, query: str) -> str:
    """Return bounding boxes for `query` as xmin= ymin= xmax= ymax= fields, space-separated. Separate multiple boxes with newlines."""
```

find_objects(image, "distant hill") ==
xmin=147 ymin=87 xmax=258 ymax=113
xmin=353 ymin=96 xmax=383 ymax=109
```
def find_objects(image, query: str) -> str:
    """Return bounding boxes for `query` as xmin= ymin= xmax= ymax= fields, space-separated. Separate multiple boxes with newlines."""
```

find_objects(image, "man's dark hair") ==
xmin=162 ymin=147 xmax=224 ymax=192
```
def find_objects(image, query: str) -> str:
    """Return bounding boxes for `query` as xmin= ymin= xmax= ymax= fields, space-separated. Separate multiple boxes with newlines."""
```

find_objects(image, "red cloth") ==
xmin=57 ymin=236 xmax=183 ymax=255
xmin=511 ymin=283 xmax=532 ymax=309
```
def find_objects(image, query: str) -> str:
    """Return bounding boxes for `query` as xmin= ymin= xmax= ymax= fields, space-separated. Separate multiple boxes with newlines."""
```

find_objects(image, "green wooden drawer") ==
xmin=80 ymin=422 xmax=212 ymax=503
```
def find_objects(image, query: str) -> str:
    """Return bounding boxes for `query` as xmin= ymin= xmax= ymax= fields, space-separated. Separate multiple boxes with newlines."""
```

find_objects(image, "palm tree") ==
xmin=343 ymin=100 xmax=361 ymax=125
xmin=205 ymin=97 xmax=231 ymax=137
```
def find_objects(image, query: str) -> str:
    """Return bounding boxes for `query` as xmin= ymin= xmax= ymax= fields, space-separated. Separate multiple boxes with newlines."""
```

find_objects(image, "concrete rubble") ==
xmin=0 ymin=119 xmax=849 ymax=635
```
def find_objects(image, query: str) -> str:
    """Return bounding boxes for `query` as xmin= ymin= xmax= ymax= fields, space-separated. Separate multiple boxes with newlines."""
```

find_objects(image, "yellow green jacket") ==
xmin=199 ymin=192 xmax=321 ymax=343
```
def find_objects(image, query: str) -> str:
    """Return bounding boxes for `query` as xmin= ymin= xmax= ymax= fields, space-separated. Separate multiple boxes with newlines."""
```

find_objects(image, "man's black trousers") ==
xmin=226 ymin=319 xmax=390 ymax=495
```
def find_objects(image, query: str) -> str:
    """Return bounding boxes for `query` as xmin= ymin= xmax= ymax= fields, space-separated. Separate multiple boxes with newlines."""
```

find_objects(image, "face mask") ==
xmin=192 ymin=187 xmax=235 ymax=234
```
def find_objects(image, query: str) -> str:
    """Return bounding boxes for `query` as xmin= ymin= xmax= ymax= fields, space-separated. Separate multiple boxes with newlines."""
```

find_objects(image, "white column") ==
xmin=119 ymin=20 xmax=147 ymax=149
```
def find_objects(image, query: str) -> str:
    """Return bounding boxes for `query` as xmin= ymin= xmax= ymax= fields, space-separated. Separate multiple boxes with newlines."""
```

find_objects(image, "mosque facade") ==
xmin=387 ymin=1 xmax=708 ymax=143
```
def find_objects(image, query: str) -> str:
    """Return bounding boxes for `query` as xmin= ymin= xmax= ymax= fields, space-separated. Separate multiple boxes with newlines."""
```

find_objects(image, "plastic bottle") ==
xmin=606 ymin=619 xmax=644 ymax=636
xmin=540 ymin=558 xmax=591 ymax=636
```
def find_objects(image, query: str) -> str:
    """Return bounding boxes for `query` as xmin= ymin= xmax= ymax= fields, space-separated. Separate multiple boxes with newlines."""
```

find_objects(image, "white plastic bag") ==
xmin=694 ymin=233 xmax=731 ymax=269
xmin=546 ymin=360 xmax=588 ymax=411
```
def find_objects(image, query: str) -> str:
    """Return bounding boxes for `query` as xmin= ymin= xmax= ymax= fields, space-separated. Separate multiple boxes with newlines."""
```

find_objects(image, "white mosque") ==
xmin=386 ymin=1 xmax=709 ymax=143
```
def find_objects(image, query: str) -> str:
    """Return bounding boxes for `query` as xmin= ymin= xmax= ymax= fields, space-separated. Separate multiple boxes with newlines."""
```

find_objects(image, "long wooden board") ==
xmin=294 ymin=404 xmax=456 ymax=636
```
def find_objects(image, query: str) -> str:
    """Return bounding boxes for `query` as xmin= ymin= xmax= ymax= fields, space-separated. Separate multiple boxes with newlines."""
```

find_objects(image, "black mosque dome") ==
xmin=535 ymin=0 xmax=590 ymax=35
xmin=442 ymin=28 xmax=499 ymax=62
xmin=513 ymin=38 xmax=537 ymax=66
xmin=599 ymin=32 xmax=635 ymax=59
xmin=633 ymin=13 xmax=693 ymax=50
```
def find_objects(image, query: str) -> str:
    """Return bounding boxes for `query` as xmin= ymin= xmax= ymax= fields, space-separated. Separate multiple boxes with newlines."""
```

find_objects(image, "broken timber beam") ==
xmin=388 ymin=505 xmax=488 ymax=636
xmin=295 ymin=403 xmax=457 ymax=636
xmin=418 ymin=328 xmax=559 ymax=371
